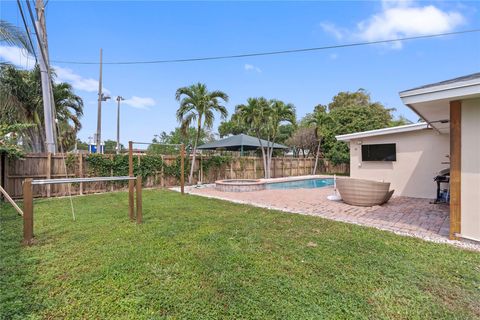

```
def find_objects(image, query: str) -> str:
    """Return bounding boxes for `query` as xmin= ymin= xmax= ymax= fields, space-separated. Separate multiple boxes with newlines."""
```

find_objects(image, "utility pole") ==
xmin=95 ymin=48 xmax=110 ymax=153
xmin=96 ymin=48 xmax=103 ymax=153
xmin=35 ymin=0 xmax=56 ymax=153
xmin=116 ymin=96 xmax=125 ymax=154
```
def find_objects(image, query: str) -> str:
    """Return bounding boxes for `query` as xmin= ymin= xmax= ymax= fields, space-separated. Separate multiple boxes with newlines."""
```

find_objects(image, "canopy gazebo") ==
xmin=197 ymin=134 xmax=288 ymax=155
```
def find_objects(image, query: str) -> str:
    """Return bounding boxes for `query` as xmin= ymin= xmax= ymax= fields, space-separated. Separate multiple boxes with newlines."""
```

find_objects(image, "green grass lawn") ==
xmin=1 ymin=190 xmax=479 ymax=319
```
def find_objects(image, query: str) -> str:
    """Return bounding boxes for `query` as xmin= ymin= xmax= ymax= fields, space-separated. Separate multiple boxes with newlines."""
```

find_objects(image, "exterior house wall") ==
xmin=348 ymin=129 xmax=449 ymax=198
xmin=460 ymin=98 xmax=480 ymax=240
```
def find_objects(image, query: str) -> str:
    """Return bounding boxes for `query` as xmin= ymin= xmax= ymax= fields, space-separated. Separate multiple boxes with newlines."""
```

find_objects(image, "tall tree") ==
xmin=323 ymin=90 xmax=394 ymax=165
xmin=0 ymin=65 xmax=83 ymax=152
xmin=218 ymin=113 xmax=250 ymax=137
xmin=265 ymin=99 xmax=295 ymax=177
xmin=307 ymin=105 xmax=332 ymax=174
xmin=0 ymin=20 xmax=34 ymax=55
xmin=327 ymin=89 xmax=372 ymax=111
xmin=285 ymin=127 xmax=317 ymax=158
xmin=236 ymin=98 xmax=295 ymax=178
xmin=53 ymin=82 xmax=83 ymax=151
xmin=176 ymin=83 xmax=228 ymax=183
xmin=235 ymin=97 xmax=269 ymax=177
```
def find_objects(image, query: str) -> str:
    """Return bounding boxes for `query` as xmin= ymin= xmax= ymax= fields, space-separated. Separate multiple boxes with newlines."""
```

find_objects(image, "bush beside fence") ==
xmin=0 ymin=153 xmax=349 ymax=199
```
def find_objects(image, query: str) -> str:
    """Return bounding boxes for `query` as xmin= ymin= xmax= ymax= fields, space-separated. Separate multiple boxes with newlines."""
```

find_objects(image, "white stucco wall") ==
xmin=461 ymin=98 xmax=480 ymax=241
xmin=348 ymin=129 xmax=450 ymax=198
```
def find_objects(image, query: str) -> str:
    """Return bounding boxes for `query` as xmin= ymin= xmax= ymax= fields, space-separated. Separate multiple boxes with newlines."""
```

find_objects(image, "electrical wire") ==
xmin=25 ymin=0 xmax=50 ymax=66
xmin=16 ymin=0 xmax=38 ymax=62
xmin=50 ymin=29 xmax=480 ymax=65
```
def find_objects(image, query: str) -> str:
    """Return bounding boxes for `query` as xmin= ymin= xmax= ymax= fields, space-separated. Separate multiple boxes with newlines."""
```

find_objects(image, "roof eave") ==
xmin=335 ymin=123 xmax=429 ymax=142
xmin=399 ymin=81 xmax=480 ymax=105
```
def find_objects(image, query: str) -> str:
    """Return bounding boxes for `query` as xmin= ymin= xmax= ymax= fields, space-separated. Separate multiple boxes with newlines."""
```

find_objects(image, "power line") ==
xmin=51 ymin=29 xmax=480 ymax=65
xmin=16 ymin=0 xmax=38 ymax=62
xmin=25 ymin=0 xmax=49 ymax=67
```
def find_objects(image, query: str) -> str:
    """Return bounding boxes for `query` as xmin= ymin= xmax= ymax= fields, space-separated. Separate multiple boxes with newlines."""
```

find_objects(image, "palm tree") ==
xmin=176 ymin=83 xmax=229 ymax=183
xmin=0 ymin=20 xmax=34 ymax=55
xmin=0 ymin=65 xmax=83 ymax=152
xmin=236 ymin=97 xmax=269 ymax=177
xmin=53 ymin=82 xmax=83 ymax=151
xmin=236 ymin=98 xmax=295 ymax=178
xmin=264 ymin=100 xmax=295 ymax=178
xmin=307 ymin=105 xmax=332 ymax=174
xmin=0 ymin=65 xmax=44 ymax=151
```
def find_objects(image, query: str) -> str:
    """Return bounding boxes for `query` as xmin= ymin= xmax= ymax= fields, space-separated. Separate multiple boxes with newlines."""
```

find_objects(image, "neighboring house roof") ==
xmin=336 ymin=122 xmax=429 ymax=142
xmin=197 ymin=133 xmax=288 ymax=151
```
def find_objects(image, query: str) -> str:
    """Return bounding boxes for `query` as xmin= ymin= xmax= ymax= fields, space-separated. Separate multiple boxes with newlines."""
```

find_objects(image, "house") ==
xmin=336 ymin=73 xmax=480 ymax=242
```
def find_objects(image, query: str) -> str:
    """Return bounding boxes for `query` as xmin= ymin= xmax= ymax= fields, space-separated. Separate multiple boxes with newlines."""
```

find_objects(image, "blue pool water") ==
xmin=266 ymin=178 xmax=334 ymax=190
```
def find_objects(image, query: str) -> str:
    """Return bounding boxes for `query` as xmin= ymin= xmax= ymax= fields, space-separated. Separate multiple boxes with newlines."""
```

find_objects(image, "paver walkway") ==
xmin=184 ymin=184 xmax=479 ymax=251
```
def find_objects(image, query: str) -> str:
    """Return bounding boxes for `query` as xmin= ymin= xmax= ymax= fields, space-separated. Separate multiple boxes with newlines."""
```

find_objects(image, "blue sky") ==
xmin=1 ymin=0 xmax=479 ymax=145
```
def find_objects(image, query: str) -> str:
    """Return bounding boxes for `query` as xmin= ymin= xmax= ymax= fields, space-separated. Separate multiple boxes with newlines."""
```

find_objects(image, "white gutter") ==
xmin=336 ymin=122 xmax=429 ymax=142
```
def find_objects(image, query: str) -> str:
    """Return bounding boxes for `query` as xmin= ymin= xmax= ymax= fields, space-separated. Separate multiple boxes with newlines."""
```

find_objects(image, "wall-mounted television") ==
xmin=362 ymin=143 xmax=396 ymax=161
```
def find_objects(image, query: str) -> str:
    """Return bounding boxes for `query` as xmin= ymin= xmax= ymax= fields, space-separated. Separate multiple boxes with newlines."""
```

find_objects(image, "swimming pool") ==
xmin=266 ymin=178 xmax=334 ymax=190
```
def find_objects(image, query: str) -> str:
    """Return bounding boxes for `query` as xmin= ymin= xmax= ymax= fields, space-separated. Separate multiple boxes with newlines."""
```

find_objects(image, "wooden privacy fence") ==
xmin=0 ymin=153 xmax=349 ymax=199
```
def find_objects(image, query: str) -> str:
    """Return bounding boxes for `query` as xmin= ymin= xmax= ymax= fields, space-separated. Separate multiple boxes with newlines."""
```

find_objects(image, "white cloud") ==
xmin=123 ymin=96 xmax=155 ymax=110
xmin=53 ymin=65 xmax=108 ymax=93
xmin=0 ymin=45 xmax=113 ymax=94
xmin=321 ymin=1 xmax=465 ymax=49
xmin=329 ymin=53 xmax=338 ymax=60
xmin=0 ymin=46 xmax=35 ymax=69
xmin=320 ymin=22 xmax=345 ymax=40
xmin=244 ymin=63 xmax=262 ymax=73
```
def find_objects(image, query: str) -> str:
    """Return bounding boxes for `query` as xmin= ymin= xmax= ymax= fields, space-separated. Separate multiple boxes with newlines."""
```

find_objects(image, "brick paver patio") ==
xmin=183 ymin=183 xmax=479 ymax=251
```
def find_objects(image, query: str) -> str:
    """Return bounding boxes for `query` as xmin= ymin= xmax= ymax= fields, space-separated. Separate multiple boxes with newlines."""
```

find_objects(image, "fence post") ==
xmin=253 ymin=158 xmax=257 ymax=178
xmin=200 ymin=154 xmax=203 ymax=183
xmin=128 ymin=141 xmax=134 ymax=221
xmin=160 ymin=155 xmax=165 ymax=187
xmin=3 ymin=156 xmax=8 ymax=199
xmin=136 ymin=176 xmax=142 ymax=224
xmin=23 ymin=178 xmax=33 ymax=245
xmin=180 ymin=144 xmax=185 ymax=194
xmin=78 ymin=154 xmax=83 ymax=195
xmin=46 ymin=152 xmax=51 ymax=197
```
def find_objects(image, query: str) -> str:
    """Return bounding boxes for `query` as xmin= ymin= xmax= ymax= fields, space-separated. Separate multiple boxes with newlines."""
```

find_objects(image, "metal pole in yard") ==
xmin=128 ymin=141 xmax=135 ymax=221
xmin=23 ymin=179 xmax=34 ymax=245
xmin=180 ymin=144 xmax=185 ymax=195
xmin=116 ymin=96 xmax=124 ymax=154
xmin=136 ymin=176 xmax=142 ymax=224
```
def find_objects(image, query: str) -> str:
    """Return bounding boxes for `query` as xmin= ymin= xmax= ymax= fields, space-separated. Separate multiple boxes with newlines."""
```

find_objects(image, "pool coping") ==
xmin=259 ymin=174 xmax=338 ymax=184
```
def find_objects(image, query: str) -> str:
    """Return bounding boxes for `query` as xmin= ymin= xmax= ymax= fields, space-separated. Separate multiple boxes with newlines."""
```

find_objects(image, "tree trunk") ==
xmin=265 ymin=138 xmax=270 ymax=179
xmin=312 ymin=137 xmax=322 ymax=175
xmin=188 ymin=123 xmax=201 ymax=184
xmin=27 ymin=126 xmax=45 ymax=153
xmin=268 ymin=141 xmax=274 ymax=179
xmin=257 ymin=135 xmax=268 ymax=178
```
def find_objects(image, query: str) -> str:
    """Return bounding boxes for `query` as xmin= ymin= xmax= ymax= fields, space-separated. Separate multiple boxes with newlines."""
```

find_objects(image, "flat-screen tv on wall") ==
xmin=362 ymin=143 xmax=396 ymax=161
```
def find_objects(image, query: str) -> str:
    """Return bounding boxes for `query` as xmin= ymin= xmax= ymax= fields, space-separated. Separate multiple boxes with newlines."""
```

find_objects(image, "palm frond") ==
xmin=0 ymin=20 xmax=34 ymax=54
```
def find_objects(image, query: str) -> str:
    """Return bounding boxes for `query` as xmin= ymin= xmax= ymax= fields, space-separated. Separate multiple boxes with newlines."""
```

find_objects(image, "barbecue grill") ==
xmin=434 ymin=168 xmax=450 ymax=204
